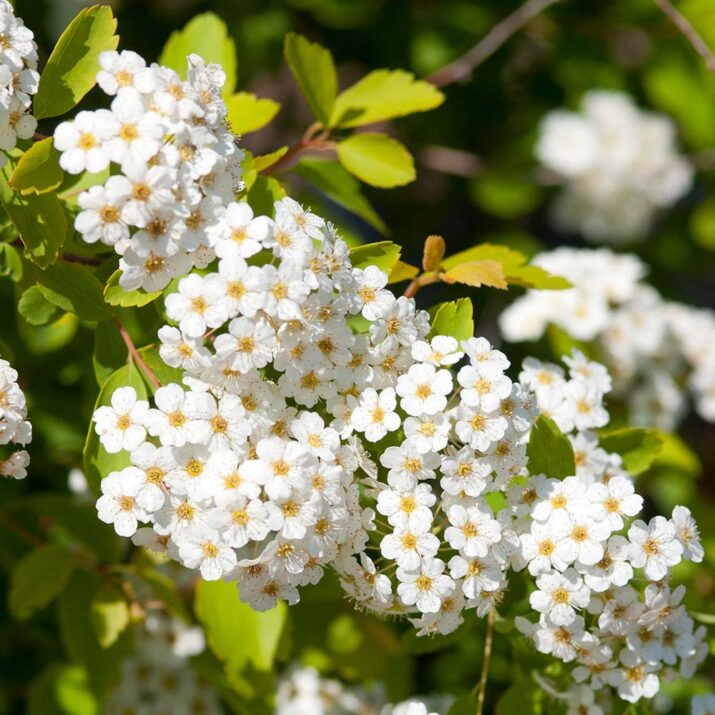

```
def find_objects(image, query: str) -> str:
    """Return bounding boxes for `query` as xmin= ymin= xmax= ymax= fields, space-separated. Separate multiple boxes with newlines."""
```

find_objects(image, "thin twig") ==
xmin=112 ymin=315 xmax=161 ymax=390
xmin=403 ymin=272 xmax=442 ymax=299
xmin=652 ymin=0 xmax=715 ymax=71
xmin=60 ymin=253 xmax=104 ymax=266
xmin=0 ymin=509 xmax=45 ymax=547
xmin=426 ymin=0 xmax=562 ymax=88
xmin=262 ymin=122 xmax=326 ymax=176
xmin=475 ymin=608 xmax=496 ymax=715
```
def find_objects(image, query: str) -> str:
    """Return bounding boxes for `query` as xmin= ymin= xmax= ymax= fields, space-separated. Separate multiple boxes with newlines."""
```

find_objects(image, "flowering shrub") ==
xmin=1 ymin=2 xmax=715 ymax=715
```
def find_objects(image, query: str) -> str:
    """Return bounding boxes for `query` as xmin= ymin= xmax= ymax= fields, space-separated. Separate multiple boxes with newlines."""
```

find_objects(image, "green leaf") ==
xmin=599 ymin=428 xmax=664 ymax=476
xmin=90 ymin=584 xmax=130 ymax=649
xmin=295 ymin=158 xmax=388 ymax=233
xmin=9 ymin=138 xmax=64 ymax=195
xmin=36 ymin=262 xmax=113 ymax=322
xmin=284 ymin=32 xmax=337 ymax=126
xmin=18 ymin=285 xmax=60 ymax=326
xmin=92 ymin=320 xmax=127 ymax=386
xmin=336 ymin=133 xmax=416 ymax=188
xmin=447 ymin=693 xmax=479 ymax=715
xmin=654 ymin=432 xmax=701 ymax=477
xmin=159 ymin=12 xmax=237 ymax=95
xmin=34 ymin=6 xmax=119 ymax=119
xmin=470 ymin=170 xmax=541 ymax=219
xmin=388 ymin=260 xmax=419 ymax=284
xmin=103 ymin=269 xmax=162 ymax=307
xmin=527 ymin=415 xmax=576 ymax=479
xmin=495 ymin=677 xmax=542 ymax=715
xmin=428 ymin=299 xmax=474 ymax=342
xmin=253 ymin=147 xmax=288 ymax=174
xmin=28 ymin=665 xmax=98 ymax=715
xmin=331 ymin=69 xmax=444 ymax=128
xmin=9 ymin=544 xmax=75 ymax=619
xmin=0 ymin=242 xmax=23 ymax=281
xmin=0 ymin=168 xmax=67 ymax=268
xmin=136 ymin=567 xmax=192 ymax=623
xmin=349 ymin=241 xmax=401 ymax=273
xmin=138 ymin=345 xmax=183 ymax=390
xmin=442 ymin=259 xmax=507 ymax=289
xmin=226 ymin=92 xmax=280 ymax=135
xmin=83 ymin=363 xmax=147 ymax=492
xmin=195 ymin=579 xmax=287 ymax=675
xmin=691 ymin=611 xmax=715 ymax=625
xmin=245 ymin=176 xmax=286 ymax=217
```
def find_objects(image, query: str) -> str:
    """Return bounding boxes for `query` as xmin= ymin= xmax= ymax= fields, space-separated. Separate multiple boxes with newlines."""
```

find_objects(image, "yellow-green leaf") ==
xmin=388 ymin=260 xmax=419 ymax=284
xmin=9 ymin=138 xmax=64 ymax=195
xmin=331 ymin=69 xmax=444 ymax=128
xmin=442 ymin=259 xmax=507 ymax=289
xmin=349 ymin=241 xmax=401 ymax=273
xmin=37 ymin=262 xmax=113 ymax=321
xmin=90 ymin=584 xmax=130 ymax=649
xmin=225 ymin=92 xmax=280 ymax=134
xmin=527 ymin=415 xmax=576 ymax=479
xmin=599 ymin=428 xmax=664 ymax=476
xmin=253 ymin=147 xmax=288 ymax=173
xmin=284 ymin=32 xmax=337 ymax=126
xmin=429 ymin=299 xmax=474 ymax=342
xmin=104 ymin=269 xmax=162 ymax=307
xmin=159 ymin=12 xmax=237 ymax=95
xmin=34 ymin=6 xmax=119 ymax=119
xmin=336 ymin=133 xmax=415 ymax=188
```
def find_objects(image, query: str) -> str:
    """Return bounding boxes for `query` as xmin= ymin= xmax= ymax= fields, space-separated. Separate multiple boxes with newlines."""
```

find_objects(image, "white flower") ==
xmin=529 ymin=569 xmax=590 ymax=625
xmin=554 ymin=516 xmax=611 ymax=567
xmin=350 ymin=388 xmax=400 ymax=442
xmin=671 ymin=506 xmax=703 ymax=563
xmin=242 ymin=437 xmax=312 ymax=500
xmin=380 ymin=441 xmax=440 ymax=491
xmin=177 ymin=525 xmax=237 ymax=580
xmin=410 ymin=336 xmax=463 ymax=366
xmin=54 ymin=110 xmax=116 ymax=174
xmin=381 ymin=527 xmax=439 ymax=570
xmin=606 ymin=649 xmax=660 ymax=703
xmin=97 ymin=50 xmax=154 ymax=95
xmin=440 ymin=447 xmax=491 ymax=497
xmin=444 ymin=503 xmax=501 ymax=558
xmin=213 ymin=316 xmax=277 ymax=373
xmin=212 ymin=202 xmax=271 ymax=259
xmin=588 ymin=476 xmax=642 ymax=530
xmin=628 ymin=516 xmax=683 ymax=581
xmin=396 ymin=557 xmax=455 ymax=614
xmin=396 ymin=363 xmax=452 ymax=416
xmin=353 ymin=265 xmax=394 ymax=320
xmin=97 ymin=468 xmax=149 ymax=537
xmin=93 ymin=386 xmax=149 ymax=453
xmin=519 ymin=520 xmax=571 ymax=575
xmin=377 ymin=484 xmax=435 ymax=531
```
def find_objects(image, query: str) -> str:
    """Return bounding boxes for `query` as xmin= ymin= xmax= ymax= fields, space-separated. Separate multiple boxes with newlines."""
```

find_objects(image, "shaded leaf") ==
xmin=18 ymin=285 xmax=59 ymax=326
xmin=103 ymin=269 xmax=162 ymax=308
xmin=527 ymin=415 xmax=576 ymax=479
xmin=37 ymin=262 xmax=112 ymax=321
xmin=34 ymin=6 xmax=119 ymax=119
xmin=9 ymin=138 xmax=64 ymax=195
xmin=0 ymin=242 xmax=23 ymax=281
xmin=599 ymin=428 xmax=663 ymax=476
xmin=337 ymin=133 xmax=416 ymax=188
xmin=330 ymin=69 xmax=444 ymax=128
xmin=90 ymin=584 xmax=130 ymax=649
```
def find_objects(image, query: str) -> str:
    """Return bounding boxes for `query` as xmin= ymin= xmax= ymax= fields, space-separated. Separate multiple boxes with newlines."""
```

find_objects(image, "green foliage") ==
xmin=0 ymin=168 xmax=67 ymax=268
xmin=495 ymin=677 xmax=542 ymax=715
xmin=428 ymin=299 xmax=474 ymax=341
xmin=527 ymin=415 xmax=576 ymax=479
xmin=447 ymin=693 xmax=479 ymax=715
xmin=0 ymin=243 xmax=23 ymax=282
xmin=18 ymin=285 xmax=60 ymax=326
xmin=159 ymin=12 xmax=237 ymax=94
xmin=9 ymin=545 xmax=75 ymax=619
xmin=138 ymin=345 xmax=183 ymax=388
xmin=470 ymin=170 xmax=542 ymax=219
xmin=28 ymin=665 xmax=97 ymax=715
xmin=349 ymin=241 xmax=401 ymax=272
xmin=194 ymin=579 xmax=287 ymax=674
xmin=336 ymin=133 xmax=416 ymax=188
xmin=330 ymin=69 xmax=444 ymax=128
xmin=225 ymin=92 xmax=281 ymax=134
xmin=295 ymin=158 xmax=388 ymax=233
xmin=89 ymin=584 xmax=130 ymax=649
xmin=36 ymin=262 xmax=113 ymax=322
xmin=103 ymin=269 xmax=162 ymax=308
xmin=599 ymin=428 xmax=664 ymax=475
xmin=284 ymin=32 xmax=337 ymax=126
xmin=34 ymin=6 xmax=119 ymax=119
xmin=82 ymin=363 xmax=147 ymax=492
xmin=9 ymin=138 xmax=64 ymax=196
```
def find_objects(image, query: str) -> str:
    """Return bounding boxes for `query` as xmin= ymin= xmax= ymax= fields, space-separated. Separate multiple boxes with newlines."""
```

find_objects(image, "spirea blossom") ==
xmin=536 ymin=90 xmax=693 ymax=243
xmin=0 ymin=358 xmax=31 ymax=479
xmin=0 ymin=0 xmax=39 ymax=168
xmin=500 ymin=247 xmax=715 ymax=429
xmin=54 ymin=50 xmax=245 ymax=292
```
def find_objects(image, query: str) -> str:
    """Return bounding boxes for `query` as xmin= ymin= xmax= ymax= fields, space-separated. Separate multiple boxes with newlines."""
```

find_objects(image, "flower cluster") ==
xmin=103 ymin=613 xmax=222 ymax=715
xmin=54 ymin=49 xmax=244 ymax=292
xmin=275 ymin=667 xmax=449 ymax=715
xmin=0 ymin=0 xmax=38 ymax=168
xmin=536 ymin=90 xmax=692 ymax=243
xmin=0 ymin=358 xmax=31 ymax=479
xmin=499 ymin=247 xmax=715 ymax=429
xmin=514 ymin=356 xmax=706 ymax=706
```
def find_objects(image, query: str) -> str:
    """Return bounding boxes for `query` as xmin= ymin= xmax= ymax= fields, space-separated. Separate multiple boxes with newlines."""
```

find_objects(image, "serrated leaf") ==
xmin=253 ymin=147 xmax=288 ymax=173
xmin=9 ymin=138 xmax=64 ymax=195
xmin=336 ymin=133 xmax=416 ymax=188
xmin=226 ymin=92 xmax=280 ymax=134
xmin=428 ymin=299 xmax=474 ymax=342
xmin=331 ymin=68 xmax=444 ymax=128
xmin=195 ymin=579 xmax=287 ymax=675
xmin=284 ymin=32 xmax=337 ymax=126
xmin=9 ymin=545 xmax=75 ymax=619
xmin=34 ymin=6 xmax=119 ymax=119
xmin=37 ymin=262 xmax=113 ymax=321
xmin=505 ymin=264 xmax=571 ymax=290
xmin=90 ymin=584 xmax=130 ymax=648
xmin=18 ymin=285 xmax=59 ymax=326
xmin=442 ymin=259 xmax=507 ymax=289
xmin=388 ymin=260 xmax=419 ymax=284
xmin=0 ymin=168 xmax=67 ymax=268
xmin=599 ymin=428 xmax=664 ymax=476
xmin=349 ymin=241 xmax=401 ymax=273
xmin=295 ymin=158 xmax=388 ymax=233
xmin=103 ymin=269 xmax=162 ymax=307
xmin=82 ymin=363 xmax=147 ymax=492
xmin=527 ymin=415 xmax=576 ymax=479
xmin=159 ymin=12 xmax=237 ymax=95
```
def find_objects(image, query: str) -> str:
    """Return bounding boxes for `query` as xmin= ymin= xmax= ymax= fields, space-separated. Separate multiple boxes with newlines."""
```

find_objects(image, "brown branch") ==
xmin=475 ymin=608 xmax=496 ymax=715
xmin=261 ymin=122 xmax=327 ymax=176
xmin=403 ymin=272 xmax=442 ymax=299
xmin=426 ymin=0 xmax=563 ymax=88
xmin=112 ymin=316 xmax=161 ymax=390
xmin=652 ymin=0 xmax=715 ymax=71
xmin=60 ymin=253 xmax=104 ymax=266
